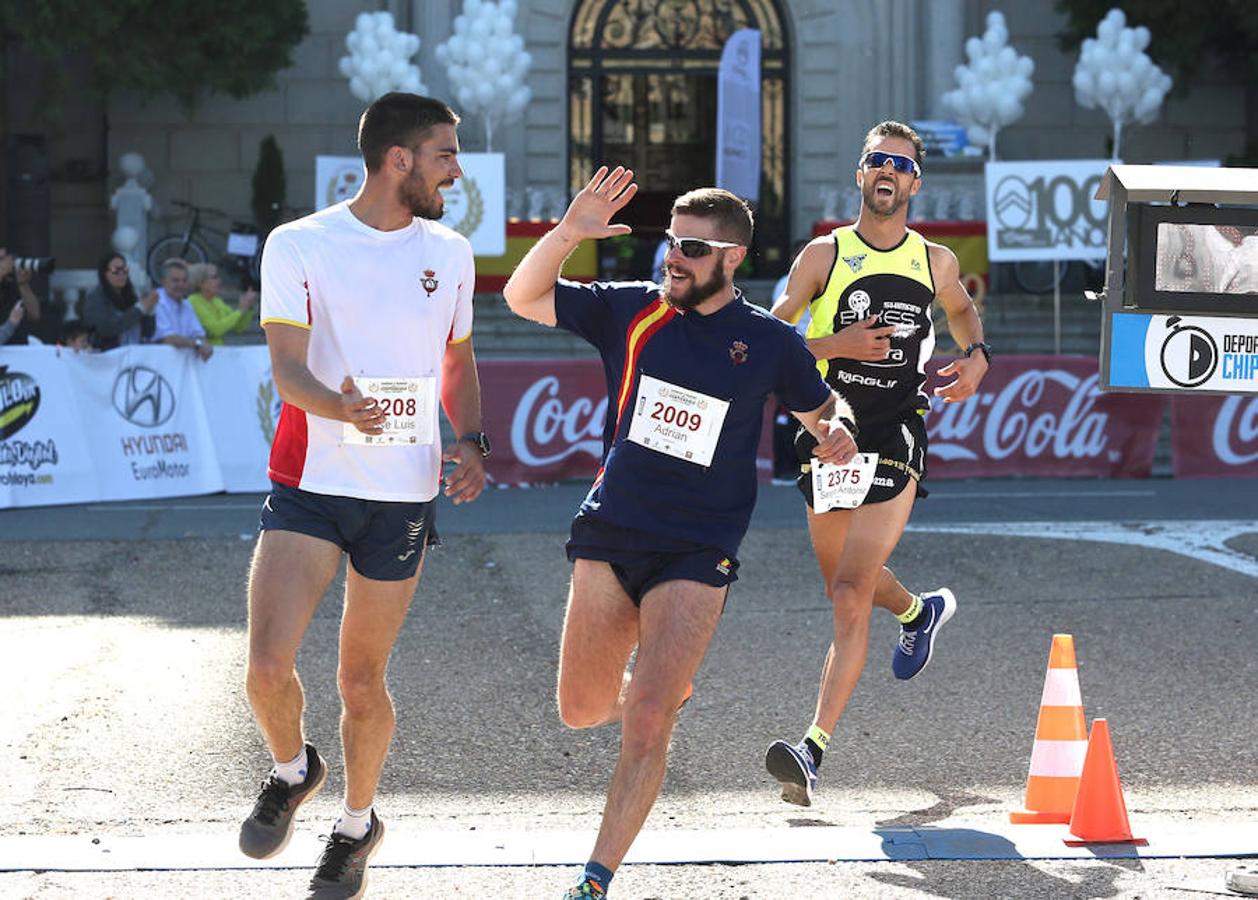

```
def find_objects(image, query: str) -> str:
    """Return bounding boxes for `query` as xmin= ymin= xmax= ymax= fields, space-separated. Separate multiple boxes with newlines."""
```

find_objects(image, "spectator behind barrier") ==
xmin=152 ymin=258 xmax=212 ymax=361
xmin=187 ymin=262 xmax=257 ymax=345
xmin=60 ymin=321 xmax=95 ymax=353
xmin=80 ymin=253 xmax=157 ymax=350
xmin=0 ymin=246 xmax=43 ymax=345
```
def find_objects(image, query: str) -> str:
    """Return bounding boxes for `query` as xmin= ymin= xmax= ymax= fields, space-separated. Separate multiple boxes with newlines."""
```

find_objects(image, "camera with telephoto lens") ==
xmin=12 ymin=256 xmax=56 ymax=275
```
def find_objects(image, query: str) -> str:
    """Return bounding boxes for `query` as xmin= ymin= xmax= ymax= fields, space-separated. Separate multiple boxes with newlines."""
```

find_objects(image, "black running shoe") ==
xmin=239 ymin=743 xmax=327 ymax=859
xmin=306 ymin=812 xmax=385 ymax=900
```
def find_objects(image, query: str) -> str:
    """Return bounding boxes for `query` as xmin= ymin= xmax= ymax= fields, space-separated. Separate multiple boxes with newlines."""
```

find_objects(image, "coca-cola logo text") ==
xmin=928 ymin=370 xmax=1113 ymax=462
xmin=1212 ymin=396 xmax=1258 ymax=465
xmin=511 ymin=376 xmax=606 ymax=467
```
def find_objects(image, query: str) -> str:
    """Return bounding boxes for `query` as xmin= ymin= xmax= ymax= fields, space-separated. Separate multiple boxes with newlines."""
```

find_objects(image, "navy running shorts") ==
xmin=794 ymin=412 xmax=929 ymax=509
xmin=565 ymin=513 xmax=738 ymax=607
xmin=259 ymin=481 xmax=439 ymax=581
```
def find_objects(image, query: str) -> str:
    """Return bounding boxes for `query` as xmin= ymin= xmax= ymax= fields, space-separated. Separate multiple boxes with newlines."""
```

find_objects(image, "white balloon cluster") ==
xmin=338 ymin=11 xmax=426 ymax=102
xmin=941 ymin=11 xmax=1035 ymax=159
xmin=1072 ymin=8 xmax=1172 ymax=161
xmin=435 ymin=0 xmax=532 ymax=151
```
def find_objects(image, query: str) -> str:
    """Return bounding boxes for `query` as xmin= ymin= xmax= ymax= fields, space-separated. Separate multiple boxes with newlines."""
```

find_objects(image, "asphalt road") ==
xmin=1 ymin=478 xmax=1256 ymax=899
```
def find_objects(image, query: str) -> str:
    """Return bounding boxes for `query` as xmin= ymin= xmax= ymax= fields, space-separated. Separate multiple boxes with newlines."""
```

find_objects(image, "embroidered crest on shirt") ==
xmin=729 ymin=340 xmax=749 ymax=365
xmin=843 ymin=253 xmax=866 ymax=273
xmin=421 ymin=269 xmax=439 ymax=296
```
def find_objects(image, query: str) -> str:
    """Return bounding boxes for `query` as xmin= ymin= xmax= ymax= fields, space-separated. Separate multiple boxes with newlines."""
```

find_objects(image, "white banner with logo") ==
xmin=0 ymin=348 xmax=98 ymax=508
xmin=314 ymin=152 xmax=505 ymax=256
xmin=314 ymin=155 xmax=367 ymax=210
xmin=199 ymin=348 xmax=277 ymax=491
xmin=716 ymin=29 xmax=762 ymax=202
xmin=439 ymin=152 xmax=505 ymax=256
xmin=1107 ymin=312 xmax=1258 ymax=394
xmin=67 ymin=347 xmax=224 ymax=501
xmin=985 ymin=160 xmax=1111 ymax=262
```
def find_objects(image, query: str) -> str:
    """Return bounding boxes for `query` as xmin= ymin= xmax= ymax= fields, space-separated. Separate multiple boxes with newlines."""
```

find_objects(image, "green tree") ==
xmin=1055 ymin=0 xmax=1258 ymax=162
xmin=1 ymin=0 xmax=309 ymax=109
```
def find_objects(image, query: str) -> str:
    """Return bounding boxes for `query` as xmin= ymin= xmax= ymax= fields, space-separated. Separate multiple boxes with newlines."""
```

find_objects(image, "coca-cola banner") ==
xmin=477 ymin=359 xmax=776 ymax=486
xmin=1171 ymin=395 xmax=1258 ymax=478
xmin=925 ymin=355 xmax=1166 ymax=478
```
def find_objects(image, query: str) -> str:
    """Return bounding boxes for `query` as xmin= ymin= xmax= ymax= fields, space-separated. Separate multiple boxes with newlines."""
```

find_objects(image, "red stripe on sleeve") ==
xmin=267 ymin=401 xmax=309 ymax=487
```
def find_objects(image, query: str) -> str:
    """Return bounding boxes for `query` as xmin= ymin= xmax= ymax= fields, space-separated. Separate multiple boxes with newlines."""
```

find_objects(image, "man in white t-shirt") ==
xmin=238 ymin=93 xmax=488 ymax=899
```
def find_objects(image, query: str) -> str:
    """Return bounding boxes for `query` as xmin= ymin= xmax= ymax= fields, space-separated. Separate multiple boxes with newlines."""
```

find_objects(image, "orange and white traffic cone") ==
xmin=1010 ymin=634 xmax=1088 ymax=824
xmin=1065 ymin=718 xmax=1146 ymax=845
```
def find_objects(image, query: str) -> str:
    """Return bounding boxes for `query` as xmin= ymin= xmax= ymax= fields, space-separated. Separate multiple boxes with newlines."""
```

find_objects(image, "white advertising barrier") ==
xmin=0 ymin=348 xmax=99 ymax=508
xmin=985 ymin=160 xmax=1111 ymax=262
xmin=198 ymin=347 xmax=276 ymax=492
xmin=65 ymin=346 xmax=224 ymax=502
xmin=314 ymin=153 xmax=506 ymax=256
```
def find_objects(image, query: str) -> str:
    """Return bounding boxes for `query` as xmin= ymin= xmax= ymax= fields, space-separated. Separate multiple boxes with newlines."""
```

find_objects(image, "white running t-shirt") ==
xmin=260 ymin=202 xmax=474 ymax=502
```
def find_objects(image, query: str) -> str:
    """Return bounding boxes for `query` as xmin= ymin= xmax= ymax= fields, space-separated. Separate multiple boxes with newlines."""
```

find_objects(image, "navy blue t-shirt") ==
xmin=554 ymin=279 xmax=831 ymax=556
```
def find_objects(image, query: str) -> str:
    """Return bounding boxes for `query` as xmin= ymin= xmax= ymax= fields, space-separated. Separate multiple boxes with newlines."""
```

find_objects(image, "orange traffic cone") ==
xmin=1065 ymin=718 xmax=1146 ymax=845
xmin=1010 ymin=634 xmax=1088 ymax=824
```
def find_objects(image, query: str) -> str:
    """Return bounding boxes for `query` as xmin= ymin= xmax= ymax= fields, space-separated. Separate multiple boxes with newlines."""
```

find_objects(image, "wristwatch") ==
xmin=194 ymin=338 xmax=204 ymax=349
xmin=460 ymin=431 xmax=492 ymax=458
xmin=964 ymin=341 xmax=992 ymax=365
xmin=836 ymin=415 xmax=859 ymax=440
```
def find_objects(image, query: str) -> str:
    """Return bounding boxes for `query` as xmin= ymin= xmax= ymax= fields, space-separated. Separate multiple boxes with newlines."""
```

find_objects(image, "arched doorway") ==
xmin=569 ymin=0 xmax=790 ymax=279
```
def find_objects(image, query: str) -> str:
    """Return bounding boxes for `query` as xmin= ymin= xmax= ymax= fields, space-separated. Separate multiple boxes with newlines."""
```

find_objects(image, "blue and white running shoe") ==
xmin=892 ymin=588 xmax=957 ymax=680
xmin=765 ymin=739 xmax=818 ymax=807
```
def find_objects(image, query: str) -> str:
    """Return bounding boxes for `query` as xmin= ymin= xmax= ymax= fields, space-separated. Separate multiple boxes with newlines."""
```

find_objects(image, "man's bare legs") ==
xmin=557 ymin=561 xmax=726 ymax=876
xmin=338 ymin=558 xmax=423 ymax=810
xmin=806 ymin=484 xmax=916 ymax=734
xmin=246 ymin=530 xmax=343 ymax=762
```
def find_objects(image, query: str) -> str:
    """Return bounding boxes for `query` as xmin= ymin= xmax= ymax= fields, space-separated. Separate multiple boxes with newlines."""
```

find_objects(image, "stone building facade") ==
xmin=15 ymin=0 xmax=1248 ymax=274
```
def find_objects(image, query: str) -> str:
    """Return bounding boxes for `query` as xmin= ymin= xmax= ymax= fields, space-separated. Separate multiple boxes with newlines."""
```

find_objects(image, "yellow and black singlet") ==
xmin=804 ymin=225 xmax=936 ymax=426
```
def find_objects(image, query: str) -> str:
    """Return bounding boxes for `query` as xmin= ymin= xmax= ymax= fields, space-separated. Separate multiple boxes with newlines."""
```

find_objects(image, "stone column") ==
xmin=925 ymin=0 xmax=966 ymax=118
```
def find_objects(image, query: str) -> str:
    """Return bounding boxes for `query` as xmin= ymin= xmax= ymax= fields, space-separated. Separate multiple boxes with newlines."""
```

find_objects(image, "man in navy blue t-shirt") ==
xmin=505 ymin=167 xmax=859 ymax=900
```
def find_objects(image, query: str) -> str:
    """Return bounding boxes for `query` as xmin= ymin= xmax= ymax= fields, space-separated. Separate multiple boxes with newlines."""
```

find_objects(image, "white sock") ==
xmin=272 ymin=746 xmax=308 ymax=787
xmin=334 ymin=802 xmax=373 ymax=840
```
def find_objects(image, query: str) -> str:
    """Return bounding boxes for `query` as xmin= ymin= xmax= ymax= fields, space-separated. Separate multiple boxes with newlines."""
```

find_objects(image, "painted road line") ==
xmin=2 ymin=822 xmax=1257 ymax=871
xmin=908 ymin=520 xmax=1258 ymax=579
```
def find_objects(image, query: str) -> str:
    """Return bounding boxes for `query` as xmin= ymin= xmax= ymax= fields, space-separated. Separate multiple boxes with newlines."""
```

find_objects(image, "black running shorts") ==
xmin=259 ymin=481 xmax=439 ymax=581
xmin=566 ymin=513 xmax=738 ymax=607
xmin=794 ymin=412 xmax=929 ymax=509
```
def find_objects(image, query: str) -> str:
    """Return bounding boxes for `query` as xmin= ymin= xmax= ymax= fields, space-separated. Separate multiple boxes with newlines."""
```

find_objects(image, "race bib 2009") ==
xmin=626 ymin=374 xmax=729 ymax=467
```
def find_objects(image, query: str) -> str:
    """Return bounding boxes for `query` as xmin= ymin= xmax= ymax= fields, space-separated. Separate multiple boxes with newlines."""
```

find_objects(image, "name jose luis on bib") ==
xmin=627 ymin=374 xmax=729 ymax=467
xmin=342 ymin=376 xmax=436 ymax=446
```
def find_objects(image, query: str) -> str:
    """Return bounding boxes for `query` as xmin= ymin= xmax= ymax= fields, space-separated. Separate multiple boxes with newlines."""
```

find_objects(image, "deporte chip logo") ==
xmin=112 ymin=366 xmax=175 ymax=428
xmin=1160 ymin=317 xmax=1218 ymax=388
xmin=0 ymin=366 xmax=41 ymax=440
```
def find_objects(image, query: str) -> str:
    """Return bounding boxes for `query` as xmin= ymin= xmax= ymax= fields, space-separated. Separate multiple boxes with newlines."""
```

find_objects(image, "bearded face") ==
xmin=664 ymin=255 xmax=731 ymax=310
xmin=400 ymin=165 xmax=446 ymax=220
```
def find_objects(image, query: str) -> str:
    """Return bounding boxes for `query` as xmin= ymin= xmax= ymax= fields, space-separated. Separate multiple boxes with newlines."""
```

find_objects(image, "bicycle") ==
xmin=147 ymin=200 xmax=262 ymax=288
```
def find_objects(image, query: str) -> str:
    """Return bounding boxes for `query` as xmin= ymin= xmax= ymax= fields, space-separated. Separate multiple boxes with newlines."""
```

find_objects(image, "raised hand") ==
xmin=558 ymin=165 xmax=639 ymax=243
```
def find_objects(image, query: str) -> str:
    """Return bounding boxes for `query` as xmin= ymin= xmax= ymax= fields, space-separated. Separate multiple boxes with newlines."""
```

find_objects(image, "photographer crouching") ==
xmin=0 ymin=247 xmax=51 ymax=345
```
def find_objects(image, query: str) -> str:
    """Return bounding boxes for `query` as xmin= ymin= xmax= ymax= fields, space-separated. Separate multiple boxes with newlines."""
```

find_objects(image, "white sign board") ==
xmin=1108 ymin=312 xmax=1258 ymax=394
xmin=440 ymin=152 xmax=506 ymax=256
xmin=314 ymin=152 xmax=505 ymax=256
xmin=985 ymin=160 xmax=1111 ymax=262
xmin=716 ymin=29 xmax=762 ymax=202
xmin=314 ymin=155 xmax=367 ymax=210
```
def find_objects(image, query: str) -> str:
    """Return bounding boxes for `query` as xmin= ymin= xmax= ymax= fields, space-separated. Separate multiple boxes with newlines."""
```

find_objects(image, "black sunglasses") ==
xmin=860 ymin=151 xmax=921 ymax=178
xmin=664 ymin=230 xmax=743 ymax=259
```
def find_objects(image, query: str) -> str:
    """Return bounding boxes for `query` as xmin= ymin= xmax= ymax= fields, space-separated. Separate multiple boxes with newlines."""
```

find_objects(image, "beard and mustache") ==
xmin=399 ymin=169 xmax=449 ymax=220
xmin=861 ymin=174 xmax=911 ymax=218
xmin=664 ymin=258 xmax=731 ymax=311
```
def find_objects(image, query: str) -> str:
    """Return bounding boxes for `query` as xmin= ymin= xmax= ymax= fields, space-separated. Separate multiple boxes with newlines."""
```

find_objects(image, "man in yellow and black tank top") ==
xmin=763 ymin=121 xmax=991 ymax=809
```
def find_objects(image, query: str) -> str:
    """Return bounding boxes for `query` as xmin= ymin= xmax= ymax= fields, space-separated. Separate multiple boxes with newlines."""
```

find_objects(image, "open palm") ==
xmin=561 ymin=165 xmax=639 ymax=242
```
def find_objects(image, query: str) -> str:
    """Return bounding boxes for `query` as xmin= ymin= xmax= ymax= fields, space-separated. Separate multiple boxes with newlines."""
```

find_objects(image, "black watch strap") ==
xmin=460 ymin=431 xmax=491 ymax=458
xmin=964 ymin=341 xmax=992 ymax=365
xmin=836 ymin=415 xmax=859 ymax=440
